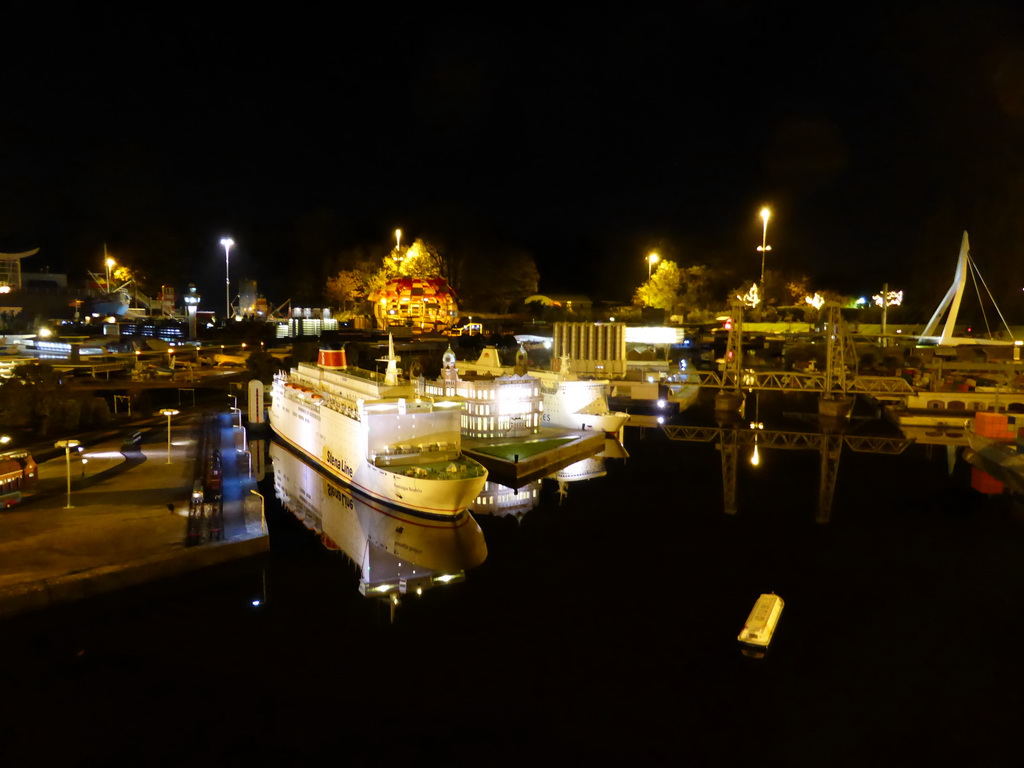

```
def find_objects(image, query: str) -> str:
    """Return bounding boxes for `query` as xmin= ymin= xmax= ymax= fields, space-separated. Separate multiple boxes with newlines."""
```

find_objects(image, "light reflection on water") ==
xmin=4 ymin=393 xmax=1024 ymax=762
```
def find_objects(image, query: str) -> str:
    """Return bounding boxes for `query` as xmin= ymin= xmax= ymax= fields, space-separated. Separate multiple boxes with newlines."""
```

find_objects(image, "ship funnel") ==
xmin=318 ymin=345 xmax=347 ymax=369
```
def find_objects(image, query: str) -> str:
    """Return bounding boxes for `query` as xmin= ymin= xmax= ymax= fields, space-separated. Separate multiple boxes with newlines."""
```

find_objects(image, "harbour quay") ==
xmin=0 ymin=411 xmax=268 ymax=620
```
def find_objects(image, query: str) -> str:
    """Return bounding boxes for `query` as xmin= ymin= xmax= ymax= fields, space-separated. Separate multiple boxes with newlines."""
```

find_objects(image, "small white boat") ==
xmin=737 ymin=593 xmax=784 ymax=652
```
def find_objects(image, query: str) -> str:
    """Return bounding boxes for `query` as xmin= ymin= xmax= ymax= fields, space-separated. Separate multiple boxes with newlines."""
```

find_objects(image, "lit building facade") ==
xmin=370 ymin=277 xmax=459 ymax=332
xmin=422 ymin=346 xmax=543 ymax=438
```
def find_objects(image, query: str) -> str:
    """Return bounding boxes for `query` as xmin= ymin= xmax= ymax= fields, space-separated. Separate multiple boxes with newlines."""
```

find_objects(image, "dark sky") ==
xmin=3 ymin=3 xmax=1024 ymax=315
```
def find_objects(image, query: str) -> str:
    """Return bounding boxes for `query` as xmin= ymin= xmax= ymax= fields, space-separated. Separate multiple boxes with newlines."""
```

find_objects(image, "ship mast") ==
xmin=379 ymin=334 xmax=401 ymax=386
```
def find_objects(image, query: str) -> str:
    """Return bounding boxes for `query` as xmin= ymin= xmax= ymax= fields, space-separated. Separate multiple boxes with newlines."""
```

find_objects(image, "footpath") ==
xmin=0 ymin=411 xmax=268 ymax=620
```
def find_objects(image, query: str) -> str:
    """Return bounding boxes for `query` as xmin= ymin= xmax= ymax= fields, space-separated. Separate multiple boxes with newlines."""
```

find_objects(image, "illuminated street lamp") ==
xmin=647 ymin=252 xmax=660 ymax=279
xmin=104 ymin=254 xmax=116 ymax=290
xmin=220 ymin=237 xmax=235 ymax=321
xmin=54 ymin=439 xmax=81 ymax=508
xmin=159 ymin=408 xmax=179 ymax=464
xmin=395 ymin=228 xmax=402 ymax=250
xmin=757 ymin=207 xmax=772 ymax=297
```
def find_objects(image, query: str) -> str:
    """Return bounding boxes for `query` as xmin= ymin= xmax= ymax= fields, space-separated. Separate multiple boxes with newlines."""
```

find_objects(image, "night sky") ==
xmin=3 ymin=4 xmax=1024 ymax=315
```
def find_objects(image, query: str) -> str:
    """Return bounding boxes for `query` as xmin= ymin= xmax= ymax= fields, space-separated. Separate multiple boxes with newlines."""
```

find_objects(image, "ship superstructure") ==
xmin=458 ymin=345 xmax=629 ymax=433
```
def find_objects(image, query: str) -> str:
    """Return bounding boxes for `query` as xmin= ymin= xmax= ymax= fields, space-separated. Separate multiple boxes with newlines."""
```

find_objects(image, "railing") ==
xmin=673 ymin=370 xmax=915 ymax=398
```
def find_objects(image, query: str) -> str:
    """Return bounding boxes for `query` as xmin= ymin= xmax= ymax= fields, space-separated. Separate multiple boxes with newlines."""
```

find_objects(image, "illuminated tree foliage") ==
xmin=321 ymin=239 xmax=451 ymax=312
xmin=633 ymin=260 xmax=683 ymax=311
xmin=390 ymin=239 xmax=445 ymax=279
xmin=323 ymin=270 xmax=362 ymax=310
xmin=361 ymin=239 xmax=449 ymax=299
xmin=634 ymin=260 xmax=717 ymax=315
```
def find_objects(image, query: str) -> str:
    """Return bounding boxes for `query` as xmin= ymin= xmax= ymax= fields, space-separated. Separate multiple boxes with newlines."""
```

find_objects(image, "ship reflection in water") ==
xmin=270 ymin=442 xmax=487 ymax=607
xmin=473 ymin=437 xmax=629 ymax=520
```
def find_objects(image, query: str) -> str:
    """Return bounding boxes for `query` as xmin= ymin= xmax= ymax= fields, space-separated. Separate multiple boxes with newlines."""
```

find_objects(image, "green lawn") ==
xmin=472 ymin=437 xmax=575 ymax=461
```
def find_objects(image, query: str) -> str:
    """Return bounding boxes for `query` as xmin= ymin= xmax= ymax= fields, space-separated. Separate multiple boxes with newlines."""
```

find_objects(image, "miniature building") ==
xmin=422 ymin=346 xmax=543 ymax=438
xmin=371 ymin=277 xmax=459 ymax=332
xmin=553 ymin=321 xmax=627 ymax=377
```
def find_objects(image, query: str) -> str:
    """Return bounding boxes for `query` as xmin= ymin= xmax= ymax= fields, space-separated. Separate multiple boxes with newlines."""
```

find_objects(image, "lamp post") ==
xmin=105 ymin=255 xmax=115 ymax=290
xmin=873 ymin=284 xmax=903 ymax=348
xmin=647 ymin=252 xmax=659 ymax=279
xmin=220 ymin=237 xmax=235 ymax=321
xmin=159 ymin=408 xmax=179 ymax=464
xmin=757 ymin=207 xmax=772 ymax=299
xmin=54 ymin=439 xmax=81 ymax=508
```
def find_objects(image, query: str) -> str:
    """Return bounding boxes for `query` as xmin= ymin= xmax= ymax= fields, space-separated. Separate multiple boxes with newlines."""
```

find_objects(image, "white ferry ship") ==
xmin=269 ymin=337 xmax=487 ymax=517
xmin=459 ymin=345 xmax=629 ymax=433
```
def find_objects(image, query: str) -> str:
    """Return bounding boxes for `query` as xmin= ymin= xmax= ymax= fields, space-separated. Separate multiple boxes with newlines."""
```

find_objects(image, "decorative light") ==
xmin=737 ymin=283 xmax=760 ymax=308
xmin=804 ymin=293 xmax=825 ymax=310
xmin=872 ymin=289 xmax=903 ymax=308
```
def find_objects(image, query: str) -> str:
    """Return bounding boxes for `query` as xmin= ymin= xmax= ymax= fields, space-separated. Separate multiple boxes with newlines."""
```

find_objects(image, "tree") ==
xmin=633 ymin=260 xmax=683 ymax=311
xmin=0 ymin=380 xmax=33 ymax=429
xmin=677 ymin=264 xmax=714 ymax=313
xmin=62 ymin=399 xmax=81 ymax=431
xmin=360 ymin=238 xmax=450 ymax=300
xmin=458 ymin=246 xmax=540 ymax=312
xmin=490 ymin=249 xmax=539 ymax=313
xmin=89 ymin=397 xmax=112 ymax=427
xmin=786 ymin=275 xmax=812 ymax=303
xmin=324 ymin=270 xmax=362 ymax=311
xmin=392 ymin=239 xmax=446 ymax=279
xmin=246 ymin=351 xmax=284 ymax=384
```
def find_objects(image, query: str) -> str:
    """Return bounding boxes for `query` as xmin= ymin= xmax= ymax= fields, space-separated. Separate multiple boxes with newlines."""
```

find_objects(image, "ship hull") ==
xmin=270 ymin=373 xmax=487 ymax=517
xmin=540 ymin=380 xmax=629 ymax=433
